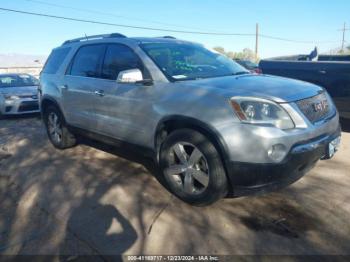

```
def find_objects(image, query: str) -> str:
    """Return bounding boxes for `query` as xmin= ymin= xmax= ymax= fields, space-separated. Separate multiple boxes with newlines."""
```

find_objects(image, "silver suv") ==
xmin=39 ymin=33 xmax=341 ymax=205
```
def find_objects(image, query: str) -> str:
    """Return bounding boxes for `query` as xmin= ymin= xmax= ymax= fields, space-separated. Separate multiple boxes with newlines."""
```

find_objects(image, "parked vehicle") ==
xmin=271 ymin=54 xmax=350 ymax=62
xmin=318 ymin=55 xmax=350 ymax=61
xmin=259 ymin=59 xmax=350 ymax=119
xmin=233 ymin=59 xmax=261 ymax=74
xmin=40 ymin=33 xmax=341 ymax=205
xmin=0 ymin=73 xmax=40 ymax=117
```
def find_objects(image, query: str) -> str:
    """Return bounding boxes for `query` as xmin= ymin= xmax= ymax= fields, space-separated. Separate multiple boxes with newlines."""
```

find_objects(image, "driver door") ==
xmin=93 ymin=44 xmax=154 ymax=145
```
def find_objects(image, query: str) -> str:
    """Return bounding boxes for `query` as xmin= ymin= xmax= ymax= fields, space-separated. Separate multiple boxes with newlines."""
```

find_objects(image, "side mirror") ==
xmin=117 ymin=69 xmax=143 ymax=84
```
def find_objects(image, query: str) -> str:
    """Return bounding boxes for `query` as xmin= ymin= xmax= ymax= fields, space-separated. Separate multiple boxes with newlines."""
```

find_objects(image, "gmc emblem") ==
xmin=312 ymin=99 xmax=328 ymax=112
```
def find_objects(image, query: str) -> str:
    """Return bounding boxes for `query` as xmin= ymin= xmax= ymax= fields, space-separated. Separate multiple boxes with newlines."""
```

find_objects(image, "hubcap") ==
xmin=164 ymin=142 xmax=209 ymax=195
xmin=47 ymin=112 xmax=62 ymax=143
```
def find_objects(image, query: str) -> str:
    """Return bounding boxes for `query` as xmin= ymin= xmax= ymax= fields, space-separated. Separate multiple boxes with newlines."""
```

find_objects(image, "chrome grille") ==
xmin=296 ymin=92 xmax=330 ymax=124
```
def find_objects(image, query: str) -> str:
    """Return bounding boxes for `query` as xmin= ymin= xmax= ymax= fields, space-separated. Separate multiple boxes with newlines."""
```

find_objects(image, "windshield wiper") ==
xmin=232 ymin=71 xmax=250 ymax=76
xmin=173 ymin=72 xmax=250 ymax=81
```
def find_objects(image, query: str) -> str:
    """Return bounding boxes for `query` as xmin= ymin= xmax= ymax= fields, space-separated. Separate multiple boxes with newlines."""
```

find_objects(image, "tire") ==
xmin=159 ymin=129 xmax=228 ymax=206
xmin=43 ymin=105 xmax=76 ymax=149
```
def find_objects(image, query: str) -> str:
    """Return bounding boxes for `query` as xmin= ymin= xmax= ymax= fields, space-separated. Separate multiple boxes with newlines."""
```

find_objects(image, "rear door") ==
xmin=62 ymin=44 xmax=106 ymax=131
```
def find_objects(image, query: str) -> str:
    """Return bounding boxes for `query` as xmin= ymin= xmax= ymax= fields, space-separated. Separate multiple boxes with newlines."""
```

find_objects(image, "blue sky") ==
xmin=0 ymin=0 xmax=349 ymax=58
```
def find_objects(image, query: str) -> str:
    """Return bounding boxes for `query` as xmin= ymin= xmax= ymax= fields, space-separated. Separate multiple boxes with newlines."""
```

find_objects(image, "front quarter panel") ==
xmin=153 ymin=82 xmax=239 ymax=129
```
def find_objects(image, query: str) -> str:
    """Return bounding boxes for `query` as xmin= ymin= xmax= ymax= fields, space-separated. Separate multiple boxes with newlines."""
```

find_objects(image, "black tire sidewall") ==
xmin=43 ymin=106 xmax=75 ymax=149
xmin=159 ymin=129 xmax=228 ymax=206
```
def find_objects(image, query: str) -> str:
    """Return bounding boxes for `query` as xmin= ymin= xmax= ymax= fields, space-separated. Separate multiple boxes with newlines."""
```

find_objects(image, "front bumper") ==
xmin=227 ymin=126 xmax=341 ymax=196
xmin=1 ymin=98 xmax=40 ymax=115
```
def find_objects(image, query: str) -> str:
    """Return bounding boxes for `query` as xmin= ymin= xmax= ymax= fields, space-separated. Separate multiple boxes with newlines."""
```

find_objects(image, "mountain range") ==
xmin=0 ymin=53 xmax=47 ymax=68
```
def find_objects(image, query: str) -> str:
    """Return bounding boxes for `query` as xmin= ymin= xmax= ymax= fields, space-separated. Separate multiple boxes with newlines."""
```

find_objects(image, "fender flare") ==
xmin=154 ymin=115 xmax=231 ymax=173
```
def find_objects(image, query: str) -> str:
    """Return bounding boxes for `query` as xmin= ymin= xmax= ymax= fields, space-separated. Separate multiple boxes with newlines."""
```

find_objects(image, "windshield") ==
xmin=0 ymin=74 xmax=39 ymax=88
xmin=140 ymin=42 xmax=249 ymax=81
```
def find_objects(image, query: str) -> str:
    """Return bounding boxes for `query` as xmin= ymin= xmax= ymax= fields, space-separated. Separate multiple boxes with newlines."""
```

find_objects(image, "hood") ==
xmin=0 ymin=85 xmax=38 ymax=96
xmin=184 ymin=74 xmax=323 ymax=103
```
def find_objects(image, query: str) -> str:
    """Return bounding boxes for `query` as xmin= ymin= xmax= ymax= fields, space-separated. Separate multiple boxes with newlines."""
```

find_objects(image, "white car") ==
xmin=0 ymin=73 xmax=40 ymax=117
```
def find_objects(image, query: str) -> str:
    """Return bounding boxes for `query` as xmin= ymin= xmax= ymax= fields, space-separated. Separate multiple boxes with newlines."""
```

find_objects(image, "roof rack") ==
xmin=62 ymin=33 xmax=127 ymax=45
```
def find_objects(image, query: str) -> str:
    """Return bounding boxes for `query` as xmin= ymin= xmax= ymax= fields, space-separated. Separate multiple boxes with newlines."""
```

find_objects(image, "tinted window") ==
xmin=101 ymin=44 xmax=143 ymax=80
xmin=70 ymin=45 xmax=105 ymax=78
xmin=42 ymin=47 xmax=70 ymax=74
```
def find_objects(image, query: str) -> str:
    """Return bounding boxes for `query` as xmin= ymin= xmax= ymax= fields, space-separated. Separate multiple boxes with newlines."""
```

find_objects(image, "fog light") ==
xmin=5 ymin=99 xmax=15 ymax=105
xmin=267 ymin=144 xmax=287 ymax=162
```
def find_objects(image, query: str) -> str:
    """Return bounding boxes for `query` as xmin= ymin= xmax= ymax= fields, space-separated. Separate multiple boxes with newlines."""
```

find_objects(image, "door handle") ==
xmin=94 ymin=90 xmax=105 ymax=97
xmin=319 ymin=70 xmax=326 ymax=74
xmin=60 ymin=84 xmax=68 ymax=90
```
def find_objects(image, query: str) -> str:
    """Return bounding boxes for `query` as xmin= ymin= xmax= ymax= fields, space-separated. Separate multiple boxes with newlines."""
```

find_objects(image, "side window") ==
xmin=101 ymin=44 xmax=144 ymax=80
xmin=42 ymin=47 xmax=70 ymax=74
xmin=69 ymin=45 xmax=105 ymax=78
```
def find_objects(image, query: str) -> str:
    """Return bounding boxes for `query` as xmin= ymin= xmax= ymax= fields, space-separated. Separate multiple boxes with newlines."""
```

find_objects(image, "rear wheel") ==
xmin=43 ymin=105 xmax=76 ymax=149
xmin=159 ymin=129 xmax=228 ymax=206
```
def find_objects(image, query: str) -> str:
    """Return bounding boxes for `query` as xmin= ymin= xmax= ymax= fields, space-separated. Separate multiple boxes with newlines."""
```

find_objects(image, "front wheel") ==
xmin=159 ymin=129 xmax=228 ymax=206
xmin=43 ymin=105 xmax=76 ymax=149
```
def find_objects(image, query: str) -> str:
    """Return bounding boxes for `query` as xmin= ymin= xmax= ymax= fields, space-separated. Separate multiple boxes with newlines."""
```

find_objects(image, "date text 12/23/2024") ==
xmin=127 ymin=255 xmax=219 ymax=261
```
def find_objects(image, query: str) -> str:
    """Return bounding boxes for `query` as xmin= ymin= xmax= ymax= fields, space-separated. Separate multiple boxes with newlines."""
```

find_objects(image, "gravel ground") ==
xmin=0 ymin=115 xmax=349 ymax=259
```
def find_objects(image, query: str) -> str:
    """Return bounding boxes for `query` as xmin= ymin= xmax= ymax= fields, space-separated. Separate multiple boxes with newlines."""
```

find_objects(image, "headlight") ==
xmin=230 ymin=97 xmax=295 ymax=130
xmin=4 ymin=95 xmax=20 ymax=100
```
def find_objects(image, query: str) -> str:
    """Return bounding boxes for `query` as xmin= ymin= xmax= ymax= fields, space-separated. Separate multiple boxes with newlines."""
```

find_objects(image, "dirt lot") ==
xmin=0 ymin=115 xmax=349 ymax=258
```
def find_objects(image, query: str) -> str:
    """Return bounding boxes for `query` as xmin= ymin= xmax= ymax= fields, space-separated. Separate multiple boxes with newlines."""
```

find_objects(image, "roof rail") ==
xmin=161 ymin=36 xmax=176 ymax=39
xmin=62 ymin=33 xmax=127 ymax=45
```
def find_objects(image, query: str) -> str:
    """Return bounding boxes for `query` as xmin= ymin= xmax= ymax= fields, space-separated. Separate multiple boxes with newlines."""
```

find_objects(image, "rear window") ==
xmin=42 ymin=47 xmax=71 ymax=74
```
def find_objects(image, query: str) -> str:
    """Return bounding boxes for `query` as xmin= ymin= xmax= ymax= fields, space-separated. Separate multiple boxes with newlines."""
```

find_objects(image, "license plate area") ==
xmin=326 ymin=136 xmax=341 ymax=159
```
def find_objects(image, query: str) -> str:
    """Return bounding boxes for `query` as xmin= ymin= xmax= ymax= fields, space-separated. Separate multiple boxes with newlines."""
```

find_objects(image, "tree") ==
xmin=233 ymin=48 xmax=256 ymax=60
xmin=336 ymin=45 xmax=350 ymax=54
xmin=213 ymin=46 xmax=226 ymax=55
xmin=212 ymin=46 xmax=257 ymax=61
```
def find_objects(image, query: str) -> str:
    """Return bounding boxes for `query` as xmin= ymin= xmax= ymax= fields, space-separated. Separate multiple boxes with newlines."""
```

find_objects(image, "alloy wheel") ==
xmin=164 ymin=142 xmax=209 ymax=195
xmin=47 ymin=112 xmax=62 ymax=144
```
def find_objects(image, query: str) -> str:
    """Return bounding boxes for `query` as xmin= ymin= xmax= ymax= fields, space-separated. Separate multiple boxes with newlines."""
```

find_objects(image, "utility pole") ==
xmin=339 ymin=22 xmax=350 ymax=52
xmin=255 ymin=23 xmax=259 ymax=60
